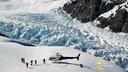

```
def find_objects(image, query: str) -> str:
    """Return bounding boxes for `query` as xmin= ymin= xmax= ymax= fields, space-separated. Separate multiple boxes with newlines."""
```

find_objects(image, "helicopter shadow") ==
xmin=52 ymin=61 xmax=99 ymax=72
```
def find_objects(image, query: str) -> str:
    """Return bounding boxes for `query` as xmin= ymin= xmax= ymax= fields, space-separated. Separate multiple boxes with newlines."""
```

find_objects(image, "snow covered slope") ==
xmin=0 ymin=0 xmax=70 ymax=13
xmin=0 ymin=36 xmax=126 ymax=72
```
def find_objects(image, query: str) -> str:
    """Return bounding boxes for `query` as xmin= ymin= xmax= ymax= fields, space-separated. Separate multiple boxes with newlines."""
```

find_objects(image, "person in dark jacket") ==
xmin=80 ymin=64 xmax=83 ymax=68
xmin=35 ymin=60 xmax=37 ymax=65
xmin=21 ymin=58 xmax=25 ymax=63
xmin=30 ymin=60 xmax=33 ymax=65
xmin=43 ymin=59 xmax=46 ymax=64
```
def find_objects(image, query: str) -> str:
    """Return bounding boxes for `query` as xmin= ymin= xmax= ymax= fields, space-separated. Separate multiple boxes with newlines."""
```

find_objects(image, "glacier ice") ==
xmin=0 ymin=8 xmax=92 ymax=46
xmin=0 ymin=8 xmax=128 ymax=71
xmin=0 ymin=1 xmax=128 ymax=71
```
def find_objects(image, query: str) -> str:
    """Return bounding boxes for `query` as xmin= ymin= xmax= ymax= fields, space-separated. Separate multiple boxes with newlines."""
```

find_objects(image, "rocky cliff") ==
xmin=97 ymin=4 xmax=128 ymax=33
xmin=63 ymin=0 xmax=128 ymax=33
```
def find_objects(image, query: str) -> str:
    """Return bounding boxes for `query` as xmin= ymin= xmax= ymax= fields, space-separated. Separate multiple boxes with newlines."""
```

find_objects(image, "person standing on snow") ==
xmin=21 ymin=58 xmax=25 ymax=63
xmin=80 ymin=64 xmax=83 ymax=68
xmin=26 ymin=62 xmax=29 ymax=68
xmin=35 ymin=60 xmax=37 ymax=65
xmin=30 ymin=60 xmax=33 ymax=65
xmin=43 ymin=59 xmax=46 ymax=64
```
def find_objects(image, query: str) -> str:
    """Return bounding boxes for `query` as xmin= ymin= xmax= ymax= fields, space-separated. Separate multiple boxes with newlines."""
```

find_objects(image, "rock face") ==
xmin=63 ymin=0 xmax=128 ymax=33
xmin=98 ymin=6 xmax=128 ymax=33
xmin=63 ymin=0 xmax=127 ymax=22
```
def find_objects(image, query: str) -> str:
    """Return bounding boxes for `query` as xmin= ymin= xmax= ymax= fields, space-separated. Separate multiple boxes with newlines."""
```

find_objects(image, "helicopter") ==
xmin=49 ymin=53 xmax=81 ymax=61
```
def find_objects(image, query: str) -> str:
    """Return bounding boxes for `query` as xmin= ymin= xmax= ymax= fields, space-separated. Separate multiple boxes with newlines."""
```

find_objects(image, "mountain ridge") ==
xmin=63 ymin=0 xmax=128 ymax=33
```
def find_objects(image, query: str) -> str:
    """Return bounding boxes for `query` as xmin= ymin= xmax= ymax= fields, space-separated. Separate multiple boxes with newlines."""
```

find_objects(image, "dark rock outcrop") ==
xmin=116 ymin=0 xmax=127 ymax=4
xmin=63 ymin=0 xmax=127 ymax=23
xmin=63 ymin=0 xmax=128 ymax=33
xmin=98 ymin=8 xmax=128 ymax=33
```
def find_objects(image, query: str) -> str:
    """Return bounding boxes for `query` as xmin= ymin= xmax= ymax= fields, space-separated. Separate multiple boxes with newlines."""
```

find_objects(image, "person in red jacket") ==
xmin=26 ymin=62 xmax=29 ymax=68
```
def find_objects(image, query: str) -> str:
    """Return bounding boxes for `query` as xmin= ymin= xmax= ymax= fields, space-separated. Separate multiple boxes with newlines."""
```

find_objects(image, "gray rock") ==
xmin=63 ymin=0 xmax=128 ymax=33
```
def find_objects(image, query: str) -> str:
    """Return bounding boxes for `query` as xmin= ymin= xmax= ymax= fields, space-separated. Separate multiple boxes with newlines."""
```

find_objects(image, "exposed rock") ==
xmin=116 ymin=0 xmax=127 ymax=4
xmin=109 ymin=8 xmax=128 ymax=32
xmin=97 ymin=17 xmax=110 ymax=28
xmin=63 ymin=0 xmax=128 ymax=33
xmin=63 ymin=0 xmax=127 ymax=23
xmin=98 ymin=8 xmax=128 ymax=33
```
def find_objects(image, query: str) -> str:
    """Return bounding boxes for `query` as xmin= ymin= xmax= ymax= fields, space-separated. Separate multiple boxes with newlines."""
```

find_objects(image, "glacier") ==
xmin=0 ymin=9 xmax=94 ymax=46
xmin=0 ymin=0 xmax=128 ymax=71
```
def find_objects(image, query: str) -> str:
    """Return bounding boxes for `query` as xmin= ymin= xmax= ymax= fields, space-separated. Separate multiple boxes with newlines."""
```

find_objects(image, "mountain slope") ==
xmin=63 ymin=0 xmax=128 ymax=33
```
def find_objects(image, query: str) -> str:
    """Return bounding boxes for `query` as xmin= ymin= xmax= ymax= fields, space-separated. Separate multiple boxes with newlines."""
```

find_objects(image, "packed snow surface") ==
xmin=0 ymin=36 xmax=126 ymax=72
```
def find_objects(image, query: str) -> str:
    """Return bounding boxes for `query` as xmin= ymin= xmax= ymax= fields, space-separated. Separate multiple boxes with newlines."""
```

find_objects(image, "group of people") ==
xmin=20 ymin=53 xmax=83 ymax=68
xmin=21 ymin=58 xmax=46 ymax=68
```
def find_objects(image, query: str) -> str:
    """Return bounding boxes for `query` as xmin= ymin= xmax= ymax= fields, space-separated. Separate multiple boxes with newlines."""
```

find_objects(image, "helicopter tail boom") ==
xmin=77 ymin=53 xmax=81 ymax=60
